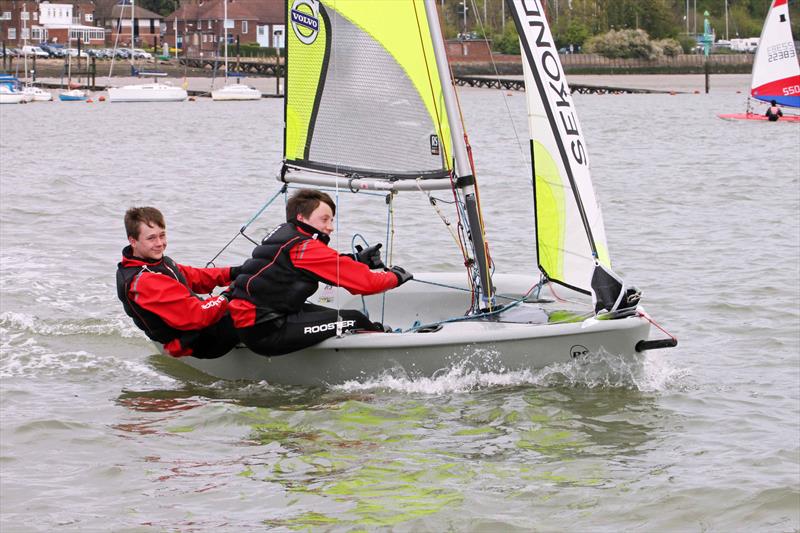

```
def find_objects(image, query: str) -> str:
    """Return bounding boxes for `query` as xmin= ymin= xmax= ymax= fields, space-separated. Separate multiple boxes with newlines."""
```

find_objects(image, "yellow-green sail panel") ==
xmin=285 ymin=0 xmax=327 ymax=163
xmin=533 ymin=141 xmax=566 ymax=281
xmin=284 ymin=0 xmax=453 ymax=178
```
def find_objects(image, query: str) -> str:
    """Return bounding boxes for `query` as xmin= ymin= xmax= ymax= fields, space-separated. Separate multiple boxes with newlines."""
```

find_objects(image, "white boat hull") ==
xmin=0 ymin=93 xmax=25 ymax=104
xmin=108 ymin=82 xmax=187 ymax=102
xmin=177 ymin=273 xmax=653 ymax=385
xmin=23 ymin=86 xmax=53 ymax=101
xmin=211 ymin=84 xmax=262 ymax=101
xmin=59 ymin=89 xmax=87 ymax=101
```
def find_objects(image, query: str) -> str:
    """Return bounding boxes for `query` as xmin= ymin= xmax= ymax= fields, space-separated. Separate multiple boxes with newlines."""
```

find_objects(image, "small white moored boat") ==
xmin=108 ymin=82 xmax=188 ymax=103
xmin=211 ymin=83 xmax=262 ymax=101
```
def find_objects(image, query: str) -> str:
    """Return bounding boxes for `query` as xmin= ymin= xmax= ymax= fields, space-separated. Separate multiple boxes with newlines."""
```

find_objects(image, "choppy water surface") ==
xmin=1 ymin=77 xmax=799 ymax=531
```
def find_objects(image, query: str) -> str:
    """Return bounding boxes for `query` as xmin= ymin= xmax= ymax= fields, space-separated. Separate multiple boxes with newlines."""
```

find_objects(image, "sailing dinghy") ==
xmin=719 ymin=0 xmax=800 ymax=122
xmin=176 ymin=0 xmax=676 ymax=385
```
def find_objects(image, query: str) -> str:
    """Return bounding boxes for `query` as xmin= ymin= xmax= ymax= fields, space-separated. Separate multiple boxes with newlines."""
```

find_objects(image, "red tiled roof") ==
xmin=111 ymin=4 xmax=162 ymax=19
xmin=164 ymin=0 xmax=283 ymax=23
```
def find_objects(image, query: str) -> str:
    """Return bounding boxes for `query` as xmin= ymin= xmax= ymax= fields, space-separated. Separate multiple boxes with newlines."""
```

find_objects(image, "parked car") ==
xmin=39 ymin=43 xmax=65 ymax=57
xmin=132 ymin=48 xmax=153 ymax=59
xmin=21 ymin=45 xmax=50 ymax=58
xmin=114 ymin=48 xmax=131 ymax=59
xmin=65 ymin=48 xmax=89 ymax=58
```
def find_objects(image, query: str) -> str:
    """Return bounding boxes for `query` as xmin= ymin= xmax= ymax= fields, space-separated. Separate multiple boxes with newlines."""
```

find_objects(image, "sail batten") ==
xmin=284 ymin=0 xmax=455 ymax=184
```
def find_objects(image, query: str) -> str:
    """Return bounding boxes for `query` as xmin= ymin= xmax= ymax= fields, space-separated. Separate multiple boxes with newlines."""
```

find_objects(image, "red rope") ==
xmin=637 ymin=310 xmax=677 ymax=342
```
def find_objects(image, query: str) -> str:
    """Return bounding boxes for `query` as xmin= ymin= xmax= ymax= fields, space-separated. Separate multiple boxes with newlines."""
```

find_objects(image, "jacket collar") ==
xmin=293 ymin=220 xmax=330 ymax=245
xmin=121 ymin=245 xmax=166 ymax=268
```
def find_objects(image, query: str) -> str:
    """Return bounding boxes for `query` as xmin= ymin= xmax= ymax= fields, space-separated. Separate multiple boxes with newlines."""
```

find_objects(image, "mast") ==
xmin=130 ymin=0 xmax=135 ymax=59
xmin=223 ymin=0 xmax=228 ymax=82
xmin=23 ymin=2 xmax=28 ymax=83
xmin=423 ymin=0 xmax=495 ymax=308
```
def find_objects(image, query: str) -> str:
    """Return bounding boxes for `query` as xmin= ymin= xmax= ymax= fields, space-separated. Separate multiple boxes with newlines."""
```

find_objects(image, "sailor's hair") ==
xmin=125 ymin=206 xmax=165 ymax=238
xmin=286 ymin=189 xmax=336 ymax=222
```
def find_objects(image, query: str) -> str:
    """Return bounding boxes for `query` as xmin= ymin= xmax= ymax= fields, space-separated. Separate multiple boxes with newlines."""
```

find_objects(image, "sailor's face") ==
xmin=298 ymin=202 xmax=334 ymax=236
xmin=130 ymin=222 xmax=167 ymax=261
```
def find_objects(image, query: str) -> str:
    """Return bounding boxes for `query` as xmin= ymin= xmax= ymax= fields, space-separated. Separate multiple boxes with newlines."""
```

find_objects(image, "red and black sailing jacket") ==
xmin=116 ymin=246 xmax=232 ymax=356
xmin=228 ymin=221 xmax=398 ymax=328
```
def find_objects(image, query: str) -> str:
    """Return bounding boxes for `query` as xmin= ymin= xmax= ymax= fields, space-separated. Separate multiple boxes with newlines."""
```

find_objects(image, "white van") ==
xmin=21 ymin=45 xmax=49 ymax=58
xmin=730 ymin=38 xmax=759 ymax=52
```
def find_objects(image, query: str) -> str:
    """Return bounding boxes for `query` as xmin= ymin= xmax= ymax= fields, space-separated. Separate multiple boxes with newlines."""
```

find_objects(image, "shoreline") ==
xmin=20 ymin=73 xmax=750 ymax=97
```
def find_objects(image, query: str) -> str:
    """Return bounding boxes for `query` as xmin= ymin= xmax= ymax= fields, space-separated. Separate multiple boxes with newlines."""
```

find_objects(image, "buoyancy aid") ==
xmin=229 ymin=222 xmax=323 ymax=326
xmin=116 ymin=247 xmax=202 ymax=347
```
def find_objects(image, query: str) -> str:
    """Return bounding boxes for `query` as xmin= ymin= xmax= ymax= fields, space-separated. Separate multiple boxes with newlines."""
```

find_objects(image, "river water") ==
xmin=1 ymin=75 xmax=798 ymax=531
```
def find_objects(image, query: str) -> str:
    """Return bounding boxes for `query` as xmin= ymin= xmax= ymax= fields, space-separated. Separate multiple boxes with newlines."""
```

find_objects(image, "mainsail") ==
xmin=506 ymin=0 xmax=611 ymax=296
xmin=751 ymin=0 xmax=800 ymax=108
xmin=284 ymin=0 xmax=455 ymax=183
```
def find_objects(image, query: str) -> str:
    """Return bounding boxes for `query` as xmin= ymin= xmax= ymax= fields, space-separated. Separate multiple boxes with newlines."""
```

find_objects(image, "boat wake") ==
xmin=334 ymin=348 xmax=688 ymax=395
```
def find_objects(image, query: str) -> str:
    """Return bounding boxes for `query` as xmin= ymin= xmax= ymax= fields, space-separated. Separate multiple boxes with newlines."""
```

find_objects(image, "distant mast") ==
xmin=223 ymin=0 xmax=228 ymax=82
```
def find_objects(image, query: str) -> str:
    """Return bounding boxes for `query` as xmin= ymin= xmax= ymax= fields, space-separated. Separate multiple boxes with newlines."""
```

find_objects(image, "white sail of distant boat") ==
xmin=751 ymin=0 xmax=799 ymax=108
xmin=719 ymin=0 xmax=799 ymax=121
xmin=171 ymin=0 xmax=675 ymax=385
xmin=211 ymin=0 xmax=261 ymax=101
xmin=107 ymin=0 xmax=187 ymax=103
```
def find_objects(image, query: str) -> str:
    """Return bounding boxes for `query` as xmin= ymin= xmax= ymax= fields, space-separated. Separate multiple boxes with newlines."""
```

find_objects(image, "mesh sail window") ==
xmin=285 ymin=0 xmax=454 ymax=180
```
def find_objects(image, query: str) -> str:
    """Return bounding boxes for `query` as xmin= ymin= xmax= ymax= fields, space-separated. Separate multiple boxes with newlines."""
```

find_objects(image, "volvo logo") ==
xmin=570 ymin=344 xmax=589 ymax=358
xmin=291 ymin=0 xmax=320 ymax=45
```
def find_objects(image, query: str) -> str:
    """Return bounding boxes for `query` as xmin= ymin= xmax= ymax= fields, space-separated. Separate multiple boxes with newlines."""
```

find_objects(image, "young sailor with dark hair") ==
xmin=227 ymin=188 xmax=413 ymax=356
xmin=765 ymin=100 xmax=784 ymax=121
xmin=116 ymin=207 xmax=241 ymax=359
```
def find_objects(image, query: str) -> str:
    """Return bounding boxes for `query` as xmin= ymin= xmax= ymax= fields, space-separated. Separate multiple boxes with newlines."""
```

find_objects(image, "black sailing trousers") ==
xmin=236 ymin=303 xmax=381 ymax=356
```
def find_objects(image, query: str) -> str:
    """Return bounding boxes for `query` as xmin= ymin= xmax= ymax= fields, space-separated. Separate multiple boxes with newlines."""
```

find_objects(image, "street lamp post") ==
xmin=273 ymin=28 xmax=282 ymax=96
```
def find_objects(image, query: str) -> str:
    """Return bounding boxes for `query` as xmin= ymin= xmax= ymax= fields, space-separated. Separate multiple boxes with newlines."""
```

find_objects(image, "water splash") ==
xmin=0 ymin=329 xmax=173 ymax=386
xmin=0 ymin=311 xmax=142 ymax=339
xmin=335 ymin=348 xmax=688 ymax=395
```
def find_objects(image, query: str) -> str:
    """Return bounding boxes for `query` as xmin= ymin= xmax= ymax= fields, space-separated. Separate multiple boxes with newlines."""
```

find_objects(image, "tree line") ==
xmin=97 ymin=0 xmax=799 ymax=51
xmin=440 ymin=0 xmax=798 ymax=50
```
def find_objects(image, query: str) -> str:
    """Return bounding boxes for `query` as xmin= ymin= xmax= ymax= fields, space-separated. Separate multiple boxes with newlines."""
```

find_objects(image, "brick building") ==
xmin=1 ymin=0 xmax=104 ymax=46
xmin=163 ymin=0 xmax=284 ymax=57
xmin=94 ymin=1 xmax=161 ymax=48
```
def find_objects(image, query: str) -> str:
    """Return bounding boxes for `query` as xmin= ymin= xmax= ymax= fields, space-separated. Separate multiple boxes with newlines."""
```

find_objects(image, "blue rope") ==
xmin=241 ymin=184 xmax=287 ymax=233
xmin=400 ymin=276 xmax=548 ymax=333
xmin=206 ymin=185 xmax=287 ymax=267
xmin=350 ymin=233 xmax=372 ymax=319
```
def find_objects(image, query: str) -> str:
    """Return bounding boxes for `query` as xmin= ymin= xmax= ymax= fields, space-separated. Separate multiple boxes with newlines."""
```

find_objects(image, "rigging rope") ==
xmin=636 ymin=310 xmax=678 ymax=344
xmin=412 ymin=0 xmax=477 ymax=309
xmin=205 ymin=184 xmax=287 ymax=267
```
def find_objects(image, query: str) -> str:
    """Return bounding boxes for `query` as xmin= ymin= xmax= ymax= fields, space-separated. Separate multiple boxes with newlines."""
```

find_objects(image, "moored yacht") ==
xmin=108 ymin=81 xmax=187 ymax=103
xmin=211 ymin=83 xmax=261 ymax=101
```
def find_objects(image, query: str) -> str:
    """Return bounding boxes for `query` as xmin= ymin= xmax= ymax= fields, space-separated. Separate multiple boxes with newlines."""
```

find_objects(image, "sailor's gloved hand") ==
xmin=390 ymin=266 xmax=413 ymax=286
xmin=354 ymin=243 xmax=385 ymax=270
xmin=229 ymin=265 xmax=243 ymax=280
xmin=220 ymin=283 xmax=236 ymax=302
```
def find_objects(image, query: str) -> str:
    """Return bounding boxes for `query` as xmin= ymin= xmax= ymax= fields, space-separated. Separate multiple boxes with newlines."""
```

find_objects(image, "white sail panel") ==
xmin=750 ymin=0 xmax=800 ymax=108
xmin=508 ymin=0 xmax=610 ymax=294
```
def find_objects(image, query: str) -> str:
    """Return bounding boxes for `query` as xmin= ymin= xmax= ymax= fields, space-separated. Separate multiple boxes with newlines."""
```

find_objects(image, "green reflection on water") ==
xmin=249 ymin=398 xmax=468 ymax=529
xmin=121 ymin=364 xmax=665 ymax=529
